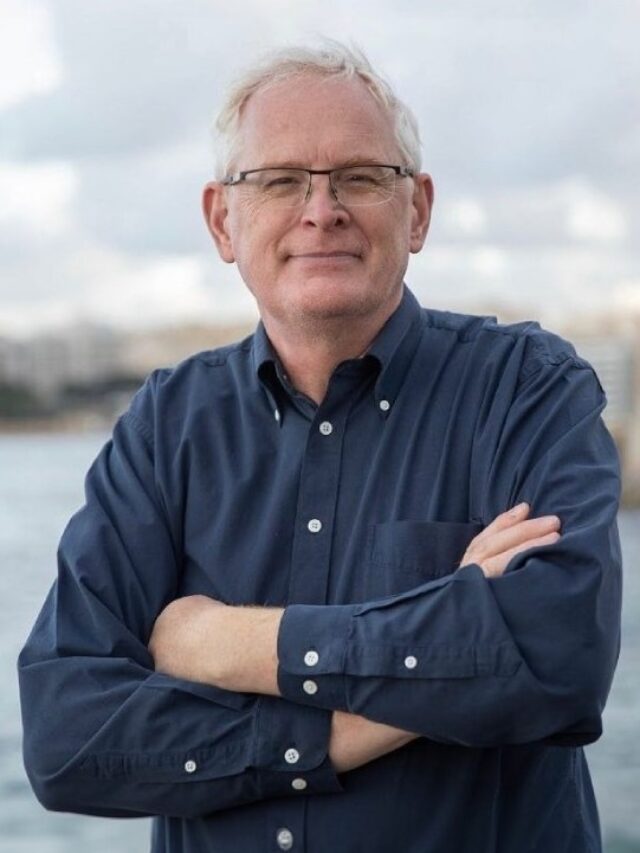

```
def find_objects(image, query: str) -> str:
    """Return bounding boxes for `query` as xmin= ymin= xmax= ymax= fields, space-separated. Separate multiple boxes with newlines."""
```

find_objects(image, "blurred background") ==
xmin=1 ymin=1 xmax=638 ymax=850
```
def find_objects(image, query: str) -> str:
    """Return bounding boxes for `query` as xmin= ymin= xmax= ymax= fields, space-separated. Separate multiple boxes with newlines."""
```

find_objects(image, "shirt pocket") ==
xmin=368 ymin=520 xmax=483 ymax=596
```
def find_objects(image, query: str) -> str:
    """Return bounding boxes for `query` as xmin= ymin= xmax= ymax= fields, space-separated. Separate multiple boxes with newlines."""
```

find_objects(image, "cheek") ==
xmin=228 ymin=198 xmax=291 ymax=253
xmin=368 ymin=221 xmax=411 ymax=265
xmin=228 ymin=223 xmax=282 ymax=288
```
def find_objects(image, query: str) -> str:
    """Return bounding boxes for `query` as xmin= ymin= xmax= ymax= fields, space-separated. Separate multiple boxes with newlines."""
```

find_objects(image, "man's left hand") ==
xmin=148 ymin=595 xmax=284 ymax=696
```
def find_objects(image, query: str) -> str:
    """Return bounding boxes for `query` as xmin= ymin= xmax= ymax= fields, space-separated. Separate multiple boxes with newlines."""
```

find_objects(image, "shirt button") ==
xmin=284 ymin=748 xmax=300 ymax=764
xmin=303 ymin=679 xmax=318 ymax=695
xmin=184 ymin=759 xmax=197 ymax=773
xmin=276 ymin=828 xmax=294 ymax=850
xmin=319 ymin=421 xmax=333 ymax=435
xmin=291 ymin=777 xmax=307 ymax=791
xmin=404 ymin=655 xmax=418 ymax=669
xmin=307 ymin=518 xmax=322 ymax=533
xmin=304 ymin=650 xmax=319 ymax=667
xmin=379 ymin=399 xmax=391 ymax=412
xmin=274 ymin=409 xmax=281 ymax=422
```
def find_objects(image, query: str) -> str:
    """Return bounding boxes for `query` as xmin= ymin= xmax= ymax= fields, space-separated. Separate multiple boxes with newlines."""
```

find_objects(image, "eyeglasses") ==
xmin=221 ymin=164 xmax=414 ymax=208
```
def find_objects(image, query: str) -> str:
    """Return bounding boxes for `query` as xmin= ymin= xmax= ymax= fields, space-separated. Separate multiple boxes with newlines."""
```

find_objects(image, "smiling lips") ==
xmin=289 ymin=251 xmax=360 ymax=260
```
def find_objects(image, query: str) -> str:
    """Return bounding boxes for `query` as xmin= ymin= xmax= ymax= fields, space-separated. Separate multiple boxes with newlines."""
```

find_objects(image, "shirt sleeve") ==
xmin=276 ymin=357 xmax=623 ymax=748
xmin=17 ymin=380 xmax=343 ymax=819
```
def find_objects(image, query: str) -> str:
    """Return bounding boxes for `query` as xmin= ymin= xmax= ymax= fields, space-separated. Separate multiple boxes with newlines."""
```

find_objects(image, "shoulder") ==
xmin=421 ymin=306 xmax=596 ymax=379
xmin=120 ymin=333 xmax=257 ymax=440
xmin=146 ymin=334 xmax=254 ymax=387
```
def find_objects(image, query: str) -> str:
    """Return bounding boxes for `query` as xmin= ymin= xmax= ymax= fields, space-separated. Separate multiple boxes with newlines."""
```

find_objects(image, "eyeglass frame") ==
xmin=220 ymin=164 xmax=416 ymax=206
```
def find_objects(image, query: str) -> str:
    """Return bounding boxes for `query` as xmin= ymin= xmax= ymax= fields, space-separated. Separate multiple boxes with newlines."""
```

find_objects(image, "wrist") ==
xmin=329 ymin=711 xmax=418 ymax=773
xmin=215 ymin=605 xmax=284 ymax=695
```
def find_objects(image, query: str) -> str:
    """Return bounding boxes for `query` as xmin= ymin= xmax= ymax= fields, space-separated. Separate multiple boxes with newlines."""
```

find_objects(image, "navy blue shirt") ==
xmin=19 ymin=286 xmax=622 ymax=852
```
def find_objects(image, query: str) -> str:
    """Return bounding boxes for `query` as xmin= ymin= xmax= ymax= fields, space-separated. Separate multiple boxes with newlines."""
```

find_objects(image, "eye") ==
xmin=259 ymin=171 xmax=306 ymax=191
xmin=336 ymin=167 xmax=391 ymax=190
xmin=265 ymin=176 xmax=298 ymax=187
xmin=343 ymin=171 xmax=376 ymax=184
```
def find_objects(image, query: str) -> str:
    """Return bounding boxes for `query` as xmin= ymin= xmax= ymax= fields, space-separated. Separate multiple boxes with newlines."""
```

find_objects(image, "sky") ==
xmin=0 ymin=0 xmax=638 ymax=336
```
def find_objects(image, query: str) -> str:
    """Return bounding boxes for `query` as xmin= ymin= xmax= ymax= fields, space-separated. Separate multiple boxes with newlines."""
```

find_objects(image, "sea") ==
xmin=0 ymin=432 xmax=638 ymax=853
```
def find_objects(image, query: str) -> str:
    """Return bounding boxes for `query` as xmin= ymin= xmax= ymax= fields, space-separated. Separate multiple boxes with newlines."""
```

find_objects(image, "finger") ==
xmin=460 ymin=505 xmax=530 ymax=565
xmin=471 ymin=502 xmax=530 ymax=546
xmin=486 ymin=516 xmax=561 ymax=557
xmin=480 ymin=531 xmax=561 ymax=578
xmin=467 ymin=515 xmax=561 ymax=564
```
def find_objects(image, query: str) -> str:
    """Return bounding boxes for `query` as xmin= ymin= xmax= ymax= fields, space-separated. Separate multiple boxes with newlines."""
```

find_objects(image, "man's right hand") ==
xmin=459 ymin=502 xmax=561 ymax=579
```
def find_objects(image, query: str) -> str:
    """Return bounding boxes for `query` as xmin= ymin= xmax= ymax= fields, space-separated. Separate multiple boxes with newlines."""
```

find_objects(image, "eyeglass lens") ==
xmin=241 ymin=166 xmax=399 ymax=207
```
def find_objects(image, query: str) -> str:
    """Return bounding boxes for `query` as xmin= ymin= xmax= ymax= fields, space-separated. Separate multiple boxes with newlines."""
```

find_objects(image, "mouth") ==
xmin=288 ymin=251 xmax=361 ymax=260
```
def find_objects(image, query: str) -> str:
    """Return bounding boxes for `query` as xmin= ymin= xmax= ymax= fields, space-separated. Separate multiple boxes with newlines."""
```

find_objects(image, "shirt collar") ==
xmin=252 ymin=284 xmax=424 ymax=423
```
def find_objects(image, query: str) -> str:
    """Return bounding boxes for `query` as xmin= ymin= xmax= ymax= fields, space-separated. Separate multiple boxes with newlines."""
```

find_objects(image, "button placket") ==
xmin=285 ymin=393 xmax=351 ymax=625
xmin=289 ymin=409 xmax=343 ymax=599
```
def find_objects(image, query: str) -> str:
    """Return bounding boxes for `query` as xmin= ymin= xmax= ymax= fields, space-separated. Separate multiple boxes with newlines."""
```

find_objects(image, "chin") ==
xmin=292 ymin=274 xmax=374 ymax=308
xmin=290 ymin=288 xmax=375 ymax=322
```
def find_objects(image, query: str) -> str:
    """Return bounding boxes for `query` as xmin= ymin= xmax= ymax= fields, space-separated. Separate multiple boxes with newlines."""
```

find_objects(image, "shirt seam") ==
xmin=121 ymin=409 xmax=154 ymax=449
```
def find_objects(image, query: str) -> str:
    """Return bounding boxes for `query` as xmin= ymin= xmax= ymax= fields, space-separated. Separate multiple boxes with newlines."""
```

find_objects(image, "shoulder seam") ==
xmin=520 ymin=351 xmax=594 ymax=380
xmin=121 ymin=409 xmax=154 ymax=450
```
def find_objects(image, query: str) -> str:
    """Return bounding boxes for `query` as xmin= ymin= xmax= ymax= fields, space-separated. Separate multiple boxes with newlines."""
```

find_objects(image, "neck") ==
xmin=262 ymin=296 xmax=401 ymax=405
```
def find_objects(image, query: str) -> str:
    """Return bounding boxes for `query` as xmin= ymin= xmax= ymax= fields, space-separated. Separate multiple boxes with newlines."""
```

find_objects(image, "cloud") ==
xmin=72 ymin=138 xmax=214 ymax=255
xmin=0 ymin=0 xmax=63 ymax=111
xmin=0 ymin=160 xmax=77 ymax=236
xmin=0 ymin=0 xmax=244 ymax=161
xmin=0 ymin=0 xmax=637 ymax=334
xmin=434 ymin=177 xmax=630 ymax=248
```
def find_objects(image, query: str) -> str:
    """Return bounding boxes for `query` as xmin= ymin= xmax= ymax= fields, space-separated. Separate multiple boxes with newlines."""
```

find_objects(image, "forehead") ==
xmin=234 ymin=74 xmax=401 ymax=168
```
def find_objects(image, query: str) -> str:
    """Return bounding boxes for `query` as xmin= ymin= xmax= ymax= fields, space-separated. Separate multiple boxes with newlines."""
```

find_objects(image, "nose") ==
xmin=300 ymin=173 xmax=350 ymax=229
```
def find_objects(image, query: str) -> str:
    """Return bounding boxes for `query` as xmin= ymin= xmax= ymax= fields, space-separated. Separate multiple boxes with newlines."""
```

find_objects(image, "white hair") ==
xmin=212 ymin=39 xmax=422 ymax=179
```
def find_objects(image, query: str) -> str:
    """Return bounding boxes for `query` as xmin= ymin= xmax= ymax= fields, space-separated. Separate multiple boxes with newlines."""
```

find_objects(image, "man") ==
xmin=19 ymin=42 xmax=621 ymax=852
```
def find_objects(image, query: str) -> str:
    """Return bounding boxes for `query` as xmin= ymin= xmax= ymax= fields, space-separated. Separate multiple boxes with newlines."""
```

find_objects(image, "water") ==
xmin=1 ymin=432 xmax=638 ymax=853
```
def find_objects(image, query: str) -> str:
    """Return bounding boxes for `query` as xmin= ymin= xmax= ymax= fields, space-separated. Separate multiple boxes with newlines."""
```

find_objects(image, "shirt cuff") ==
xmin=253 ymin=695 xmax=344 ymax=798
xmin=276 ymin=603 xmax=355 ymax=711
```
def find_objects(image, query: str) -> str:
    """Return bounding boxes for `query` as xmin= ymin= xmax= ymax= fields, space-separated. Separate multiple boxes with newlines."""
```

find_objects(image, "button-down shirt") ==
xmin=18 ymin=286 xmax=622 ymax=852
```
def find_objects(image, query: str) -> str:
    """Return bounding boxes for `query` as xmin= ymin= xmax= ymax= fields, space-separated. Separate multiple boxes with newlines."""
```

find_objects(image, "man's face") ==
xmin=204 ymin=74 xmax=433 ymax=330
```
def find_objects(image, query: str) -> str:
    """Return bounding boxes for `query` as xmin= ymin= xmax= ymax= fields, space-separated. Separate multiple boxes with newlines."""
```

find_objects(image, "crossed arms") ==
xmin=17 ymin=358 xmax=622 ymax=818
xmin=148 ymin=503 xmax=562 ymax=773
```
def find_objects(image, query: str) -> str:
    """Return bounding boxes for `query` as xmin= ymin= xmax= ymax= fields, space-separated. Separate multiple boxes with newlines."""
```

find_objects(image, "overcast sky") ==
xmin=1 ymin=0 xmax=638 ymax=336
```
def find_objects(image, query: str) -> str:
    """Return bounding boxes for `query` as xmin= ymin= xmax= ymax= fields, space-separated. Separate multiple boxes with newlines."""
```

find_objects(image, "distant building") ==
xmin=0 ymin=325 xmax=121 ymax=402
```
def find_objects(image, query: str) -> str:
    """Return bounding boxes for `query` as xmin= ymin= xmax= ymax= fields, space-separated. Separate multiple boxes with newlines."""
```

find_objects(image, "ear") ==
xmin=409 ymin=173 xmax=434 ymax=254
xmin=202 ymin=181 xmax=235 ymax=263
